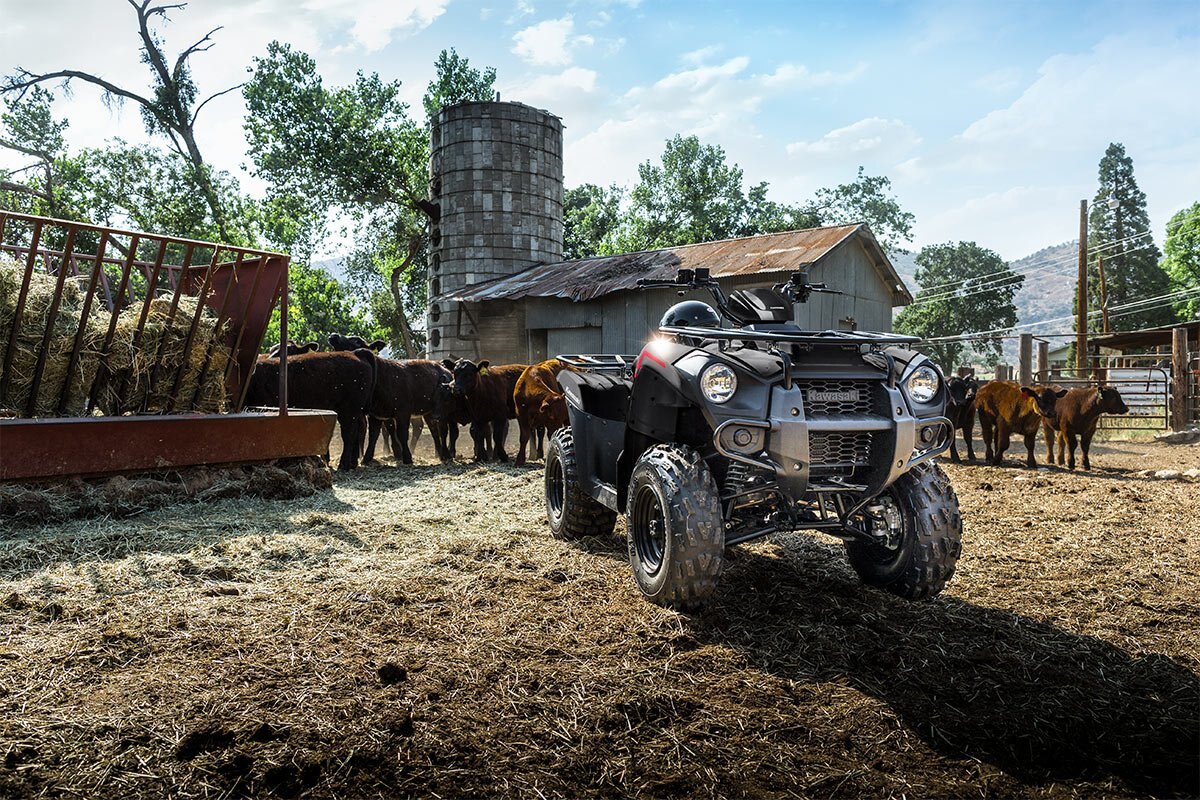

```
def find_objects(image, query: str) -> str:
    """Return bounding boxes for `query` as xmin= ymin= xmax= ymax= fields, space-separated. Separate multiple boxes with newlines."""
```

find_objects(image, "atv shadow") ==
xmin=690 ymin=534 xmax=1200 ymax=797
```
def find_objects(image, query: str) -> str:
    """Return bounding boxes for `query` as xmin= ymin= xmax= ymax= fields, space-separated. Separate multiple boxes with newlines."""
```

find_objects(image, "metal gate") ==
xmin=1036 ymin=354 xmax=1171 ymax=431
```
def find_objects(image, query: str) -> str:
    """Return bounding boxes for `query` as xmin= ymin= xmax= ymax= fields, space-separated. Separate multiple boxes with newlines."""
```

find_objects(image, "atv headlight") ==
xmin=905 ymin=365 xmax=940 ymax=404
xmin=700 ymin=363 xmax=737 ymax=404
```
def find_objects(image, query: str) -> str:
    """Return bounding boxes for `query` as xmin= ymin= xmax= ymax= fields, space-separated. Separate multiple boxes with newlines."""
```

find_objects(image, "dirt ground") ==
xmin=2 ymin=435 xmax=1198 ymax=799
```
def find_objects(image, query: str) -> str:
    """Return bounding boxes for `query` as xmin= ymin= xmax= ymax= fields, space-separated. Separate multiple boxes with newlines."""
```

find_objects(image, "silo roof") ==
xmin=446 ymin=224 xmax=912 ymax=306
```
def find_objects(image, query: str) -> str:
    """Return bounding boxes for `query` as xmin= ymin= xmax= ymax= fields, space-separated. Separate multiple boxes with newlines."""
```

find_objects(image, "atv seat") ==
xmin=559 ymin=371 xmax=631 ymax=422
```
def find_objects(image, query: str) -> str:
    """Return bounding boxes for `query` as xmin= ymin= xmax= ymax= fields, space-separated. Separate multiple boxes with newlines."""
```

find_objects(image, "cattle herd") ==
xmin=245 ymin=335 xmax=569 ymax=471
xmin=945 ymin=375 xmax=1130 ymax=471
xmin=246 ymin=338 xmax=1130 ymax=475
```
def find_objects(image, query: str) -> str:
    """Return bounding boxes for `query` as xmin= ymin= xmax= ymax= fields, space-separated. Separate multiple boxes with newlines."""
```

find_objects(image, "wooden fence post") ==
xmin=1019 ymin=333 xmax=1033 ymax=387
xmin=1037 ymin=340 xmax=1049 ymax=383
xmin=1172 ymin=326 xmax=1188 ymax=432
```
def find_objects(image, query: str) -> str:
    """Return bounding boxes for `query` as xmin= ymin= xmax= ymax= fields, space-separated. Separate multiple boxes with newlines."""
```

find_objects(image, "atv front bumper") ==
xmin=711 ymin=382 xmax=953 ymax=504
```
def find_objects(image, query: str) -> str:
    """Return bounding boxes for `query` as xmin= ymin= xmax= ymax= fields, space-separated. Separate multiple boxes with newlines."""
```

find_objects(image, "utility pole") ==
xmin=1097 ymin=256 xmax=1111 ymax=334
xmin=1076 ymin=199 xmax=1088 ymax=375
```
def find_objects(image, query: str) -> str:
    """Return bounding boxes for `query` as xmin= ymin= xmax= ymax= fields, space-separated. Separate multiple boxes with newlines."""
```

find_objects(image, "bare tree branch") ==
xmin=190 ymin=82 xmax=244 ymax=126
xmin=174 ymin=26 xmax=222 ymax=77
xmin=1 ymin=68 xmax=159 ymax=112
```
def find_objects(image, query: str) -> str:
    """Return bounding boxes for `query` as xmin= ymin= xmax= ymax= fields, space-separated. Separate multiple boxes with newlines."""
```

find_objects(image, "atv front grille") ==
xmin=799 ymin=380 xmax=882 ymax=416
xmin=809 ymin=431 xmax=873 ymax=475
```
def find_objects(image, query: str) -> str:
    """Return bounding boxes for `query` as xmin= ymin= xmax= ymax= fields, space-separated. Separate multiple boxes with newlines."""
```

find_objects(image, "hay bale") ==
xmin=0 ymin=259 xmax=107 ymax=416
xmin=98 ymin=295 xmax=231 ymax=415
xmin=0 ymin=258 xmax=233 ymax=417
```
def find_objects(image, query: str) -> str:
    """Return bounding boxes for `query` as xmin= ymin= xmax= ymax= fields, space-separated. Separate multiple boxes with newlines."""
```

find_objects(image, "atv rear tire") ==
xmin=545 ymin=429 xmax=616 ymax=539
xmin=626 ymin=444 xmax=724 ymax=610
xmin=844 ymin=461 xmax=962 ymax=600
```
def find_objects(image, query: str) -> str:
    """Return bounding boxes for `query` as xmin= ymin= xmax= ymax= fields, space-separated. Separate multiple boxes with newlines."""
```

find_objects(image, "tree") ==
xmin=614 ymin=135 xmax=752 ymax=252
xmin=562 ymin=183 xmax=623 ymax=260
xmin=1161 ymin=202 xmax=1200 ymax=322
xmin=810 ymin=166 xmax=914 ymax=253
xmin=0 ymin=87 xmax=71 ymax=217
xmin=566 ymin=135 xmax=913 ymax=259
xmin=243 ymin=43 xmax=497 ymax=356
xmin=2 ymin=1 xmax=244 ymax=241
xmin=894 ymin=242 xmax=1023 ymax=371
xmin=423 ymin=48 xmax=497 ymax=123
xmin=1086 ymin=143 xmax=1170 ymax=331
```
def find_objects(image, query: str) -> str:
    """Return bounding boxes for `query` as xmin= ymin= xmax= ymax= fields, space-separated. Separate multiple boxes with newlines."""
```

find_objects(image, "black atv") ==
xmin=544 ymin=268 xmax=962 ymax=609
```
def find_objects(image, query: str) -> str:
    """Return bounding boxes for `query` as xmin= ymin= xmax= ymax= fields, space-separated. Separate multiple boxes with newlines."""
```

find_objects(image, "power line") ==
xmin=908 ymin=238 xmax=1157 ymax=308
xmin=911 ymin=229 xmax=1153 ymax=295
xmin=920 ymin=286 xmax=1200 ymax=342
xmin=907 ymin=231 xmax=1154 ymax=304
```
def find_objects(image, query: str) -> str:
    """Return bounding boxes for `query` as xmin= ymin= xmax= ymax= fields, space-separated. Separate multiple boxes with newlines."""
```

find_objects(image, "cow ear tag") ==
xmin=479 ymin=366 xmax=488 ymax=375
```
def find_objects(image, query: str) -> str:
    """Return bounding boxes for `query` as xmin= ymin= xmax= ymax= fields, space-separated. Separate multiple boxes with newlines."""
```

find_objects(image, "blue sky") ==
xmin=1 ymin=0 xmax=1197 ymax=259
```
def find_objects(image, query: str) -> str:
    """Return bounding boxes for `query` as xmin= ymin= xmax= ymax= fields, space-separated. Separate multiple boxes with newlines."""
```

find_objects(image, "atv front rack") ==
xmin=557 ymin=354 xmax=639 ymax=374
xmin=658 ymin=325 xmax=921 ymax=346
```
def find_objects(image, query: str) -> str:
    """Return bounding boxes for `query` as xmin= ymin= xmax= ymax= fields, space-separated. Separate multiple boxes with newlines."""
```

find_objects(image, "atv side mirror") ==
xmin=676 ymin=268 xmax=694 ymax=284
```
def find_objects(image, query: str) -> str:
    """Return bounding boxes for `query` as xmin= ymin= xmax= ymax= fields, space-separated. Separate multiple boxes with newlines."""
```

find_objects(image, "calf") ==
xmin=1043 ymin=386 xmax=1129 ymax=470
xmin=975 ymin=380 xmax=1066 ymax=467
xmin=362 ymin=358 xmax=453 ymax=464
xmin=945 ymin=376 xmax=979 ymax=462
xmin=430 ymin=378 xmax=479 ymax=460
xmin=514 ymin=359 xmax=571 ymax=466
xmin=328 ymin=333 xmax=387 ymax=353
xmin=265 ymin=340 xmax=319 ymax=358
xmin=326 ymin=333 xmax=425 ymax=459
xmin=245 ymin=350 xmax=374 ymax=471
xmin=445 ymin=359 xmax=527 ymax=462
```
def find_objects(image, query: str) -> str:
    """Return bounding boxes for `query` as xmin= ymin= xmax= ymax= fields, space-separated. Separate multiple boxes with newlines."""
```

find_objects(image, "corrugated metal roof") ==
xmin=446 ymin=224 xmax=912 ymax=305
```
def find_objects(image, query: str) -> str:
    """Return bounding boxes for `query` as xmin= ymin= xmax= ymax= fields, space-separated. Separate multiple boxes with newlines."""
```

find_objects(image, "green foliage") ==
xmin=567 ymin=135 xmax=913 ymax=261
xmin=894 ymin=242 xmax=1022 ymax=371
xmin=1 ymin=86 xmax=67 ymax=155
xmin=562 ymin=184 xmax=623 ymax=260
xmin=1161 ymin=202 xmax=1200 ymax=322
xmin=615 ymin=135 xmax=752 ymax=251
xmin=73 ymin=142 xmax=256 ymax=244
xmin=1086 ymin=143 xmax=1170 ymax=330
xmin=264 ymin=261 xmax=373 ymax=350
xmin=811 ymin=166 xmax=914 ymax=253
xmin=423 ymin=48 xmax=497 ymax=122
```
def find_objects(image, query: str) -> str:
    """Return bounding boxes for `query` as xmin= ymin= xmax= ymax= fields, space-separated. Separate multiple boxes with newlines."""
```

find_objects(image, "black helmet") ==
xmin=661 ymin=300 xmax=721 ymax=329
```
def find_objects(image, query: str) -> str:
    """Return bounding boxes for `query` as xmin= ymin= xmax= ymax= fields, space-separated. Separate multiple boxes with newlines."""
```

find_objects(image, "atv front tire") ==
xmin=545 ymin=429 xmax=617 ymax=539
xmin=844 ymin=461 xmax=962 ymax=600
xmin=626 ymin=445 xmax=724 ymax=610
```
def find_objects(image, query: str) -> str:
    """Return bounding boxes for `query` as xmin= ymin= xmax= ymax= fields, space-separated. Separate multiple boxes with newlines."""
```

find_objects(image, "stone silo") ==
xmin=426 ymin=101 xmax=564 ymax=361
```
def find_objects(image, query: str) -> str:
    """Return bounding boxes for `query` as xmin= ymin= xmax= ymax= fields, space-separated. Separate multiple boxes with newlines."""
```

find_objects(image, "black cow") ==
xmin=945 ymin=376 xmax=979 ymax=462
xmin=246 ymin=350 xmax=375 ymax=471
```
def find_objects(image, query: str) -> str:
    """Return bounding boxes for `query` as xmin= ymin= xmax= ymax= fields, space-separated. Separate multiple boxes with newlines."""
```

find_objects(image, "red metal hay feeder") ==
xmin=0 ymin=211 xmax=334 ymax=481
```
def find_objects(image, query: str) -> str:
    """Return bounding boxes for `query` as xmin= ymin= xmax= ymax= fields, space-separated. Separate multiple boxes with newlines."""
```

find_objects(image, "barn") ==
xmin=442 ymin=223 xmax=912 ymax=364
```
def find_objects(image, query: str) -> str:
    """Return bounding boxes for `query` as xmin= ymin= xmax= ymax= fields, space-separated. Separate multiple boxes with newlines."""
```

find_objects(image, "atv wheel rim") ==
xmin=546 ymin=454 xmax=564 ymax=521
xmin=632 ymin=484 xmax=667 ymax=575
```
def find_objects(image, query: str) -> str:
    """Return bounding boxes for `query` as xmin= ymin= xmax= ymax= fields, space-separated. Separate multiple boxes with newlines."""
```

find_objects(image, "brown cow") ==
xmin=1043 ymin=386 xmax=1129 ymax=470
xmin=975 ymin=381 xmax=1066 ymax=467
xmin=445 ymin=358 xmax=527 ymax=462
xmin=513 ymin=359 xmax=572 ymax=466
xmin=245 ymin=350 xmax=375 ymax=471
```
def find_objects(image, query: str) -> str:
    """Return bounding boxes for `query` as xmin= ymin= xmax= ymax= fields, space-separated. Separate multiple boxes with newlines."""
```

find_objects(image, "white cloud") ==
xmin=302 ymin=0 xmax=448 ymax=52
xmin=680 ymin=44 xmax=722 ymax=66
xmin=512 ymin=16 xmax=577 ymax=66
xmin=786 ymin=117 xmax=921 ymax=159
xmin=758 ymin=62 xmax=867 ymax=89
